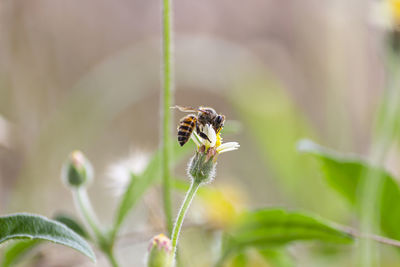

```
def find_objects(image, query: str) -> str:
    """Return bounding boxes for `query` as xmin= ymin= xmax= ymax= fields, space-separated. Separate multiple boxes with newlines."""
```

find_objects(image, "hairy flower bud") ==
xmin=147 ymin=234 xmax=173 ymax=267
xmin=61 ymin=150 xmax=93 ymax=188
xmin=188 ymin=147 xmax=217 ymax=184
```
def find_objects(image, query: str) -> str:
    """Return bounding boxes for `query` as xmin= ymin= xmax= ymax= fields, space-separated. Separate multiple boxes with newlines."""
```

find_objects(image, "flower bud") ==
xmin=147 ymin=234 xmax=173 ymax=267
xmin=61 ymin=150 xmax=93 ymax=188
xmin=188 ymin=147 xmax=217 ymax=184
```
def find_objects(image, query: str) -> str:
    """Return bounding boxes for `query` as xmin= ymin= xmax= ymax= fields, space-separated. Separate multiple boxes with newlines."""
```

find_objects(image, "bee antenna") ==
xmin=170 ymin=105 xmax=186 ymax=111
xmin=173 ymin=105 xmax=198 ymax=112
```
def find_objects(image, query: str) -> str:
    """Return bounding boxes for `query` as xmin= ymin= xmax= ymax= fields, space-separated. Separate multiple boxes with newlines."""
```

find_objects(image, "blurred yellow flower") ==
xmin=390 ymin=0 xmax=400 ymax=23
xmin=199 ymin=184 xmax=246 ymax=228
xmin=371 ymin=0 xmax=400 ymax=30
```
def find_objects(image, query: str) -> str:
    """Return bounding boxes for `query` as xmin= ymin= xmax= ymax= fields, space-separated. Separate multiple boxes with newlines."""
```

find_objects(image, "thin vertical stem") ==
xmin=73 ymin=188 xmax=103 ymax=240
xmin=170 ymin=181 xmax=201 ymax=264
xmin=358 ymin=48 xmax=400 ymax=266
xmin=161 ymin=0 xmax=174 ymax=234
xmin=73 ymin=188 xmax=120 ymax=267
xmin=105 ymin=249 xmax=119 ymax=267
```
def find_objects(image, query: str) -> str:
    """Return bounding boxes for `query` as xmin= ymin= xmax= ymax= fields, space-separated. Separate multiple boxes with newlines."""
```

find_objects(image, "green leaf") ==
xmin=0 ymin=213 xmax=95 ymax=261
xmin=258 ymin=248 xmax=294 ymax=267
xmin=113 ymin=142 xmax=193 ymax=236
xmin=220 ymin=209 xmax=352 ymax=264
xmin=297 ymin=139 xmax=363 ymax=204
xmin=113 ymin=171 xmax=142 ymax=234
xmin=230 ymin=252 xmax=248 ymax=267
xmin=2 ymin=213 xmax=91 ymax=266
xmin=54 ymin=213 xmax=90 ymax=240
xmin=298 ymin=139 xmax=400 ymax=241
xmin=230 ymin=82 xmax=348 ymax=219
xmin=2 ymin=240 xmax=41 ymax=267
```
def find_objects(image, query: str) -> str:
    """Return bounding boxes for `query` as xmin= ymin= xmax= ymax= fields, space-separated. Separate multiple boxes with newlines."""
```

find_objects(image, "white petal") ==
xmin=200 ymin=124 xmax=217 ymax=147
xmin=217 ymin=142 xmax=240 ymax=154
xmin=217 ymin=142 xmax=239 ymax=150
xmin=218 ymin=147 xmax=239 ymax=154
xmin=206 ymin=124 xmax=217 ymax=147
xmin=191 ymin=131 xmax=201 ymax=147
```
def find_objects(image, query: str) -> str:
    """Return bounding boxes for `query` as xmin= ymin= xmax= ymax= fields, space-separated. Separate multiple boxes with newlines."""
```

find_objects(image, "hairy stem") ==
xmin=73 ymin=188 xmax=103 ymax=240
xmin=161 ymin=0 xmax=174 ymax=235
xmin=342 ymin=227 xmax=400 ymax=248
xmin=170 ymin=181 xmax=201 ymax=264
xmin=73 ymin=188 xmax=120 ymax=267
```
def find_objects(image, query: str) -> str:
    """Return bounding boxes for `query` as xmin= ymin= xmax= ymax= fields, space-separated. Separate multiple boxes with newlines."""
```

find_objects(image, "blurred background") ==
xmin=0 ymin=0 xmax=398 ymax=266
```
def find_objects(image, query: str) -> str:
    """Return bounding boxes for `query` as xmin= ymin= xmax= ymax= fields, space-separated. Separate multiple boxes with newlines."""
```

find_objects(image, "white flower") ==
xmin=191 ymin=123 xmax=239 ymax=154
xmin=217 ymin=141 xmax=240 ymax=154
xmin=187 ymin=123 xmax=239 ymax=183
xmin=106 ymin=151 xmax=150 ymax=196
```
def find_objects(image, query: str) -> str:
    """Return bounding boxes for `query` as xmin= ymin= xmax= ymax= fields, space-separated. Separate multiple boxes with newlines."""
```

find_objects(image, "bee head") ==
xmin=215 ymin=114 xmax=224 ymax=124
xmin=214 ymin=114 xmax=225 ymax=131
xmin=198 ymin=107 xmax=216 ymax=124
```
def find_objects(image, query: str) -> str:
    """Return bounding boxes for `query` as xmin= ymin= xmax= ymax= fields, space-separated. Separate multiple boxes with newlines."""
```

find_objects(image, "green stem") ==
xmin=73 ymin=188 xmax=103 ymax=240
xmin=73 ymin=188 xmax=120 ymax=267
xmin=170 ymin=181 xmax=201 ymax=263
xmin=105 ymin=249 xmax=119 ymax=267
xmin=358 ymin=48 xmax=400 ymax=267
xmin=161 ymin=0 xmax=174 ymax=235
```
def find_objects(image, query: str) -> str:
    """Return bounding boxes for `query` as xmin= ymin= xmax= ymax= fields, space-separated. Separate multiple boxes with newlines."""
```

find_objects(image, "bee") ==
xmin=174 ymin=105 xmax=226 ymax=147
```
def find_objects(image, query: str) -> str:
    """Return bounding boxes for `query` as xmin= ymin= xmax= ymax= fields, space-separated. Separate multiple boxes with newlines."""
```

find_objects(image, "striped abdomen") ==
xmin=177 ymin=114 xmax=196 ymax=146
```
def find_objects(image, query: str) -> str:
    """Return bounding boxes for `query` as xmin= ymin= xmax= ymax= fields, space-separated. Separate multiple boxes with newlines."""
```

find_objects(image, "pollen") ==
xmin=216 ymin=132 xmax=222 ymax=148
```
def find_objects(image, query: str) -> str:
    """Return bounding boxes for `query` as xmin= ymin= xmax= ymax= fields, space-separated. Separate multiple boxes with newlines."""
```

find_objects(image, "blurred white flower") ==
xmin=106 ymin=150 xmax=150 ymax=196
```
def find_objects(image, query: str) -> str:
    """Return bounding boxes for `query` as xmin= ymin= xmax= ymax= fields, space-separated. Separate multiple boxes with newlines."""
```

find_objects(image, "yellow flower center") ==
xmin=216 ymin=132 xmax=222 ymax=148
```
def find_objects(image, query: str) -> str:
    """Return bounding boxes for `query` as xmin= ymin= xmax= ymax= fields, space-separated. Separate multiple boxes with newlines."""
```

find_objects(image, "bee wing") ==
xmin=172 ymin=105 xmax=200 ymax=113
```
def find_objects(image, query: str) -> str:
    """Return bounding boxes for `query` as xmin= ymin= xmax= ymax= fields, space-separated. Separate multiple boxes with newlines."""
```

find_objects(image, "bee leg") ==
xmin=196 ymin=124 xmax=211 ymax=142
xmin=198 ymin=131 xmax=211 ymax=143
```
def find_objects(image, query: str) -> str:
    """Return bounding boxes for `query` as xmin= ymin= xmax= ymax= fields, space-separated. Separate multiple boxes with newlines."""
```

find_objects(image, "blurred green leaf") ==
xmin=298 ymin=139 xmax=400 ymax=241
xmin=0 ymin=213 xmax=95 ymax=261
xmin=113 ymin=142 xmax=193 ymax=236
xmin=223 ymin=248 xmax=294 ymax=267
xmin=2 ymin=240 xmax=41 ymax=267
xmin=172 ymin=177 xmax=190 ymax=192
xmin=230 ymin=81 xmax=348 ymax=218
xmin=219 ymin=209 xmax=352 ymax=265
xmin=258 ymin=248 xmax=294 ymax=267
xmin=230 ymin=252 xmax=248 ymax=267
xmin=2 ymin=213 xmax=91 ymax=267
xmin=113 ymin=171 xmax=142 ymax=235
xmin=54 ymin=213 xmax=90 ymax=240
